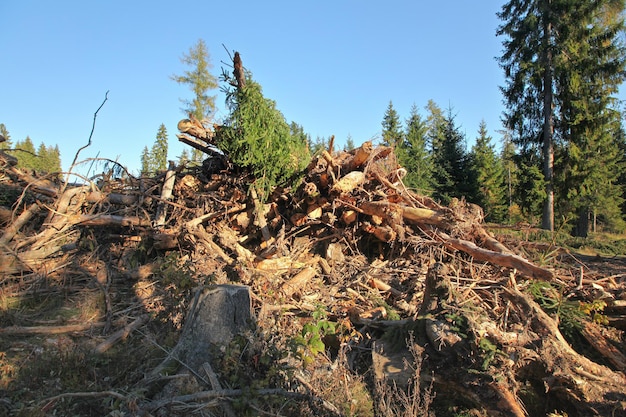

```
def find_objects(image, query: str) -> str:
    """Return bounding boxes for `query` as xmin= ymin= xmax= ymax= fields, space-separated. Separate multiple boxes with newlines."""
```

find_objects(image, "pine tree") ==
xmin=498 ymin=0 xmax=626 ymax=232
xmin=345 ymin=135 xmax=355 ymax=152
xmin=381 ymin=101 xmax=403 ymax=148
xmin=0 ymin=123 xmax=12 ymax=150
xmin=171 ymin=39 xmax=218 ymax=165
xmin=399 ymin=104 xmax=433 ymax=194
xmin=150 ymin=124 xmax=169 ymax=172
xmin=140 ymin=146 xmax=151 ymax=176
xmin=15 ymin=136 xmax=36 ymax=170
xmin=469 ymin=121 xmax=507 ymax=222
xmin=430 ymin=107 xmax=470 ymax=204
xmin=555 ymin=1 xmax=626 ymax=236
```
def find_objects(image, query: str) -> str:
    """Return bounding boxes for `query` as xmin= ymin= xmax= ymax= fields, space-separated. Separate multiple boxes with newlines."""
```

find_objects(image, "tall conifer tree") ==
xmin=0 ymin=124 xmax=12 ymax=150
xmin=430 ymin=108 xmax=470 ymax=204
xmin=498 ymin=0 xmax=626 ymax=233
xmin=171 ymin=39 xmax=218 ymax=165
xmin=140 ymin=146 xmax=151 ymax=176
xmin=151 ymin=124 xmax=169 ymax=172
xmin=470 ymin=121 xmax=507 ymax=222
xmin=381 ymin=101 xmax=403 ymax=148
xmin=400 ymin=104 xmax=433 ymax=193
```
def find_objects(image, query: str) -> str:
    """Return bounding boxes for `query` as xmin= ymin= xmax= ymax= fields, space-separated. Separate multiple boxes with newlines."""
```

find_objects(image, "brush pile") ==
xmin=1 ymin=128 xmax=625 ymax=416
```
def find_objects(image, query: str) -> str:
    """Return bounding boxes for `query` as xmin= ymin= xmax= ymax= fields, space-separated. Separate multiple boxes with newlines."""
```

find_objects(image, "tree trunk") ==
xmin=572 ymin=207 xmax=589 ymax=238
xmin=542 ymin=17 xmax=555 ymax=232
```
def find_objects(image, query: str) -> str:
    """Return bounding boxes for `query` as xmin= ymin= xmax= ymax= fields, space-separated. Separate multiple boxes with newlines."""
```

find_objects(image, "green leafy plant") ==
xmin=290 ymin=306 xmax=337 ymax=367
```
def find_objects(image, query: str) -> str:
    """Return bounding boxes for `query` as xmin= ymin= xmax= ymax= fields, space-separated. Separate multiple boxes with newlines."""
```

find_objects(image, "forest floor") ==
xmin=1 ymin=143 xmax=625 ymax=417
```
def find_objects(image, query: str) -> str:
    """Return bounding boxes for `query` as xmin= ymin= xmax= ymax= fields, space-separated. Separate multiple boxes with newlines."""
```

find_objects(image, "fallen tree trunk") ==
xmin=438 ymin=231 xmax=554 ymax=280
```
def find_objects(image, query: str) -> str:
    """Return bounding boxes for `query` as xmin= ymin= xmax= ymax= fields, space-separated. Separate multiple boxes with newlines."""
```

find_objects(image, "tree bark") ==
xmin=541 ymin=15 xmax=555 ymax=232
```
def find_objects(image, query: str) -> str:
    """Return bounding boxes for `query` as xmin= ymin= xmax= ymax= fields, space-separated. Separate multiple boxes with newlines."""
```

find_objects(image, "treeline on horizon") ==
xmin=4 ymin=0 xmax=626 ymax=238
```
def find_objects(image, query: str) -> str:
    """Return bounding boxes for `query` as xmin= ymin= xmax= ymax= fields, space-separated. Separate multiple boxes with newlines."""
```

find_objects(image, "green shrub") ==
xmin=219 ymin=67 xmax=309 ymax=201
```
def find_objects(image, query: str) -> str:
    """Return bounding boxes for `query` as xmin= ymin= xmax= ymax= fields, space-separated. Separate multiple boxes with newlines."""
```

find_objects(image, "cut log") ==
xmin=282 ymin=267 xmax=317 ymax=298
xmin=341 ymin=141 xmax=372 ymax=173
xmin=155 ymin=161 xmax=177 ymax=227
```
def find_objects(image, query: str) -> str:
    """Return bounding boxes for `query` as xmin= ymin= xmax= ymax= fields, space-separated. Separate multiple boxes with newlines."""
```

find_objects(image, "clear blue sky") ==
xmin=2 ymin=1 xmax=509 ymax=175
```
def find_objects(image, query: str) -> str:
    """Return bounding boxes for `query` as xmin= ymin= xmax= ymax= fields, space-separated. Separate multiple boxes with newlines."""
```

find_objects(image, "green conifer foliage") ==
xmin=398 ymin=104 xmax=433 ymax=194
xmin=469 ymin=121 xmax=507 ymax=222
xmin=0 ymin=123 xmax=12 ymax=150
xmin=430 ymin=108 xmax=470 ymax=204
xmin=151 ymin=124 xmax=169 ymax=172
xmin=171 ymin=39 xmax=219 ymax=166
xmin=140 ymin=146 xmax=151 ymax=176
xmin=381 ymin=101 xmax=403 ymax=148
xmin=13 ymin=137 xmax=61 ymax=173
xmin=15 ymin=136 xmax=36 ymax=170
xmin=219 ymin=70 xmax=309 ymax=201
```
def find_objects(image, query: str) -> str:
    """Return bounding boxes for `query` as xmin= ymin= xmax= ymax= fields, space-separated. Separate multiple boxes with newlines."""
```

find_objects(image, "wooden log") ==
xmin=176 ymin=134 xmax=222 ymax=158
xmin=75 ymin=214 xmax=151 ymax=227
xmin=341 ymin=141 xmax=372 ymax=172
xmin=282 ymin=267 xmax=316 ymax=298
xmin=84 ymin=191 xmax=141 ymax=206
xmin=331 ymin=171 xmax=365 ymax=193
xmin=367 ymin=277 xmax=402 ymax=298
xmin=580 ymin=321 xmax=626 ymax=371
xmin=0 ymin=203 xmax=40 ymax=246
xmin=401 ymin=205 xmax=451 ymax=228
xmin=504 ymin=287 xmax=626 ymax=413
xmin=177 ymin=118 xmax=212 ymax=140
xmin=363 ymin=223 xmax=397 ymax=242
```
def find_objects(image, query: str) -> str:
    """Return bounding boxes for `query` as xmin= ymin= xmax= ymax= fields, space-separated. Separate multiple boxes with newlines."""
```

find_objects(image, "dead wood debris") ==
xmin=1 ymin=133 xmax=625 ymax=416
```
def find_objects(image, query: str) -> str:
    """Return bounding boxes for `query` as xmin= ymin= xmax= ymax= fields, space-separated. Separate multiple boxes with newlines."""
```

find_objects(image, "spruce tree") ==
xmin=177 ymin=149 xmax=190 ymax=166
xmin=500 ymin=130 xmax=519 ymax=222
xmin=514 ymin=149 xmax=547 ymax=223
xmin=555 ymin=1 xmax=626 ymax=235
xmin=140 ymin=146 xmax=151 ymax=176
xmin=498 ymin=0 xmax=558 ymax=230
xmin=218 ymin=66 xmax=309 ymax=201
xmin=345 ymin=135 xmax=355 ymax=152
xmin=399 ymin=104 xmax=433 ymax=194
xmin=0 ymin=123 xmax=12 ymax=150
xmin=150 ymin=124 xmax=169 ymax=172
xmin=470 ymin=121 xmax=507 ymax=222
xmin=498 ymin=0 xmax=626 ymax=232
xmin=430 ymin=108 xmax=470 ymax=204
xmin=35 ymin=143 xmax=47 ymax=172
xmin=381 ymin=101 xmax=403 ymax=148
xmin=49 ymin=145 xmax=61 ymax=173
xmin=15 ymin=136 xmax=37 ymax=170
